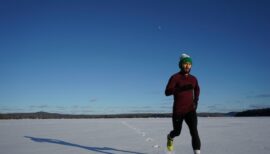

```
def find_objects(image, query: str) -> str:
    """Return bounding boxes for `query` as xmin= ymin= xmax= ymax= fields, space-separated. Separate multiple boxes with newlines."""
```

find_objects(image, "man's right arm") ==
xmin=165 ymin=76 xmax=175 ymax=96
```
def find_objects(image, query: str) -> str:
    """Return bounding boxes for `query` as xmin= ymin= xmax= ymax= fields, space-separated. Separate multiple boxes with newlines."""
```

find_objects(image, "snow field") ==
xmin=0 ymin=117 xmax=270 ymax=154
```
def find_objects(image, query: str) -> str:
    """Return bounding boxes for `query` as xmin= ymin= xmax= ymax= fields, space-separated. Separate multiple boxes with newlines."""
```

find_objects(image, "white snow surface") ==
xmin=0 ymin=117 xmax=270 ymax=154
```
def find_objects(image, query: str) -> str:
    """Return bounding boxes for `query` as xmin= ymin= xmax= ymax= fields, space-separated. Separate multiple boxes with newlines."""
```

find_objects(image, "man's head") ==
xmin=179 ymin=53 xmax=192 ymax=74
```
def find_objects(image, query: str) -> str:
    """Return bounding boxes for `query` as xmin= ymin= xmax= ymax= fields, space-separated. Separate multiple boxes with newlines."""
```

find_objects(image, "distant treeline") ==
xmin=0 ymin=112 xmax=172 ymax=119
xmin=235 ymin=108 xmax=270 ymax=117
xmin=0 ymin=108 xmax=269 ymax=119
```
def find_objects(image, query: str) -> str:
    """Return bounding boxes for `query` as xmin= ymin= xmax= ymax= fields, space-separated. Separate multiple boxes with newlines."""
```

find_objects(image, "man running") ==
xmin=165 ymin=53 xmax=201 ymax=154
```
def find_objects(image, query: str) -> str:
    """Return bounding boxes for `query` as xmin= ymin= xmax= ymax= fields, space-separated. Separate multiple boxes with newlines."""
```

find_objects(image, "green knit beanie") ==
xmin=180 ymin=53 xmax=192 ymax=64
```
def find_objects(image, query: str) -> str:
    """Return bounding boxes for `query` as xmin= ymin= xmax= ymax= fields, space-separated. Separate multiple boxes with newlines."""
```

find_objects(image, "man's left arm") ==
xmin=193 ymin=78 xmax=200 ymax=110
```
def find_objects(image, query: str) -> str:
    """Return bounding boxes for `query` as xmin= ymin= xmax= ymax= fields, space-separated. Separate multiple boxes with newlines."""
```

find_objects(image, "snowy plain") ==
xmin=0 ymin=117 xmax=269 ymax=154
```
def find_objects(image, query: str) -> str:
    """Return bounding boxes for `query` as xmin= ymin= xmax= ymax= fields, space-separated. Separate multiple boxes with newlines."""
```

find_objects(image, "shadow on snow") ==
xmin=24 ymin=136 xmax=146 ymax=154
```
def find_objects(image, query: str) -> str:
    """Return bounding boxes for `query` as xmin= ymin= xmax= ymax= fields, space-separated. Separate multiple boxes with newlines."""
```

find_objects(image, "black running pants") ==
xmin=169 ymin=111 xmax=201 ymax=150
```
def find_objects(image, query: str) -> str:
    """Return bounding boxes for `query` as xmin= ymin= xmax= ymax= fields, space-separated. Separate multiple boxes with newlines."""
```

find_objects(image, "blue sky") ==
xmin=1 ymin=0 xmax=270 ymax=114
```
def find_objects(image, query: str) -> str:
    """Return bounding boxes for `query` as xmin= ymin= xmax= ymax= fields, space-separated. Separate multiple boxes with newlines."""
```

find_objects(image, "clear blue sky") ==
xmin=1 ymin=0 xmax=270 ymax=114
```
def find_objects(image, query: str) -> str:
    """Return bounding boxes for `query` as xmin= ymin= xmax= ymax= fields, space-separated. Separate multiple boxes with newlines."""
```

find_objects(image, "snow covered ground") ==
xmin=0 ymin=117 xmax=269 ymax=154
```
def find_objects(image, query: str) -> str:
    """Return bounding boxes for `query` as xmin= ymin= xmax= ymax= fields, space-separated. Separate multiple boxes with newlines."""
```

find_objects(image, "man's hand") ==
xmin=174 ymin=84 xmax=193 ymax=94
xmin=193 ymin=100 xmax=198 ymax=110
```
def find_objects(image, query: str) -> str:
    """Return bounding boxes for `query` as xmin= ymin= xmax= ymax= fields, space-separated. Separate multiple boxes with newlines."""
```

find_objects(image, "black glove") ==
xmin=175 ymin=84 xmax=194 ymax=93
xmin=193 ymin=100 xmax=198 ymax=110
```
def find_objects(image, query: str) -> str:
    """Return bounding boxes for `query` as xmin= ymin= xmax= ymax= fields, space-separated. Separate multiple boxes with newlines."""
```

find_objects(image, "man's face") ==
xmin=181 ymin=62 xmax=192 ymax=74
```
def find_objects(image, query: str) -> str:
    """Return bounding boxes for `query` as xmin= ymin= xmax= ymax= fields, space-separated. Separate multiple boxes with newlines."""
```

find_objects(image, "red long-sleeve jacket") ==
xmin=165 ymin=72 xmax=200 ymax=115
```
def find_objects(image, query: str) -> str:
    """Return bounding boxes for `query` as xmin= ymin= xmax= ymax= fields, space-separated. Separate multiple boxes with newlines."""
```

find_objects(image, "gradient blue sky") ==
xmin=1 ymin=0 xmax=270 ymax=114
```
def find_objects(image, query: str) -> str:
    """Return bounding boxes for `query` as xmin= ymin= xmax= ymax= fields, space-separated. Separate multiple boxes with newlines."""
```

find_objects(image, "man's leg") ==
xmin=185 ymin=111 xmax=201 ymax=151
xmin=169 ymin=114 xmax=184 ymax=138
xmin=167 ymin=114 xmax=184 ymax=151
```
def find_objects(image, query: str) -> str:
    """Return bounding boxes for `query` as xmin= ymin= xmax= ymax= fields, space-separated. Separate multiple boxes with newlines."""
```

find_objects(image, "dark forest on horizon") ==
xmin=0 ymin=108 xmax=269 ymax=119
